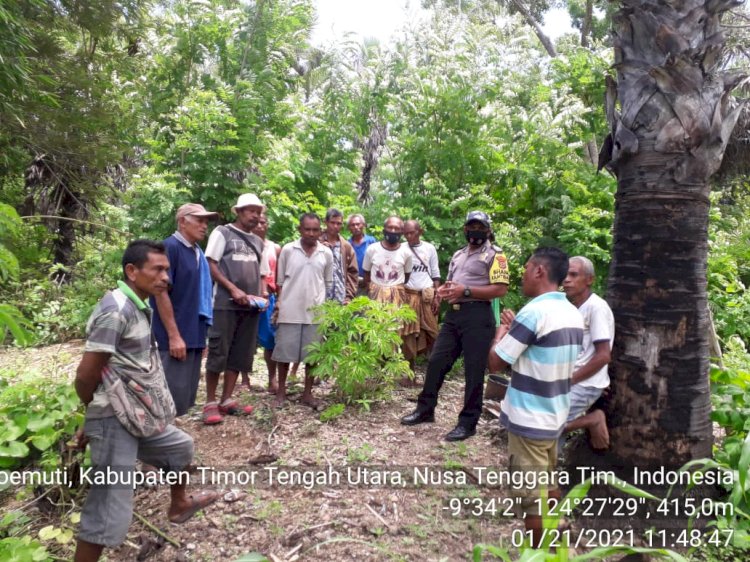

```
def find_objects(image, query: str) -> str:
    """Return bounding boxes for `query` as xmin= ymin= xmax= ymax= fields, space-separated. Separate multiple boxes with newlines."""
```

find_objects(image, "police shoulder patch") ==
xmin=489 ymin=252 xmax=510 ymax=284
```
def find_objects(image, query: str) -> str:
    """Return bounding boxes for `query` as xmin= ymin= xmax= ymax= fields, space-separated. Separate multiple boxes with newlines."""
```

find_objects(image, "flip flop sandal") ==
xmin=202 ymin=402 xmax=223 ymax=425
xmin=219 ymin=398 xmax=254 ymax=415
xmin=169 ymin=490 xmax=219 ymax=524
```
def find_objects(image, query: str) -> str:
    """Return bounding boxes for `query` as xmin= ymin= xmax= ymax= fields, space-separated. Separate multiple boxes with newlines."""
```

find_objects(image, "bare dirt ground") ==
xmin=1 ymin=343 xmax=521 ymax=562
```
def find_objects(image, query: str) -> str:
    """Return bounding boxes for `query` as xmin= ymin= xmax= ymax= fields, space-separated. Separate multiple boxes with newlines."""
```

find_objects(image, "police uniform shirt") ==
xmin=447 ymin=240 xmax=509 ymax=302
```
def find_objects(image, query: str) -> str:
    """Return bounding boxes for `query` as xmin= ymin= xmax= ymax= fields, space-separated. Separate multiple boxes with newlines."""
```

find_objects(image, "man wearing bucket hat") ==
xmin=152 ymin=203 xmax=218 ymax=417
xmin=202 ymin=193 xmax=269 ymax=424
xmin=401 ymin=210 xmax=509 ymax=441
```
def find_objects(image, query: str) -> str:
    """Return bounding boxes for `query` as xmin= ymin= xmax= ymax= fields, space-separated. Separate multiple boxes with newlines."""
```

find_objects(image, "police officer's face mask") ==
xmin=465 ymin=229 xmax=488 ymax=246
xmin=383 ymin=230 xmax=402 ymax=244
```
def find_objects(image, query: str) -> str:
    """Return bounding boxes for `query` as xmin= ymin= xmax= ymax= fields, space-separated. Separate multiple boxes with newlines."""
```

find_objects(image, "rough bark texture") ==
xmin=599 ymin=0 xmax=745 ymax=469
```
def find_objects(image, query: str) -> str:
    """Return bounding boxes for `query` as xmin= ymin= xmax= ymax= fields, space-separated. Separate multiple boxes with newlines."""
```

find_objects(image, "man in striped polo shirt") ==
xmin=74 ymin=240 xmax=217 ymax=561
xmin=488 ymin=247 xmax=583 ymax=548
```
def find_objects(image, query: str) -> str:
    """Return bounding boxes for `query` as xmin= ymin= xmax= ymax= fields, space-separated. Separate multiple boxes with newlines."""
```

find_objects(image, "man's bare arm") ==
xmin=445 ymin=282 xmax=507 ymax=303
xmin=75 ymin=352 xmax=111 ymax=405
xmin=208 ymin=258 xmax=248 ymax=306
xmin=571 ymin=340 xmax=611 ymax=386
xmin=487 ymin=323 xmax=511 ymax=373
xmin=363 ymin=271 xmax=371 ymax=294
xmin=153 ymin=292 xmax=186 ymax=361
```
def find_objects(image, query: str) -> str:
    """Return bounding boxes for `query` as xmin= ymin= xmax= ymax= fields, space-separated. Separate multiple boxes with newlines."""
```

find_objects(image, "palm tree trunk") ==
xmin=600 ymin=0 xmax=745 ymax=469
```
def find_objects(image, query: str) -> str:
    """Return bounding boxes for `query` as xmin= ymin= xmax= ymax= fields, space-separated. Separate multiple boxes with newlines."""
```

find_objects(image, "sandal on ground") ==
xmin=202 ymin=402 xmax=223 ymax=425
xmin=169 ymin=490 xmax=219 ymax=524
xmin=219 ymin=398 xmax=253 ymax=416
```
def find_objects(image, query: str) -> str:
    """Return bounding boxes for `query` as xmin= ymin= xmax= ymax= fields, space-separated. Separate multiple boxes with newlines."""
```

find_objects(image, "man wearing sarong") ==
xmin=362 ymin=216 xmax=416 ymax=337
xmin=402 ymin=220 xmax=441 ymax=374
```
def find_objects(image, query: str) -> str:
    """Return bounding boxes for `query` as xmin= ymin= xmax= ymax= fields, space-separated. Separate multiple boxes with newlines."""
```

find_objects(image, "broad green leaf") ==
xmin=26 ymin=417 xmax=54 ymax=433
xmin=38 ymin=526 xmax=60 ymax=541
xmin=30 ymin=430 xmax=57 ymax=452
xmin=0 ymin=441 xmax=29 ymax=458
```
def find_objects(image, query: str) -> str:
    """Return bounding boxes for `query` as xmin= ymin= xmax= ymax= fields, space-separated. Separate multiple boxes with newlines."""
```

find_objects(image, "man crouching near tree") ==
xmin=487 ymin=247 xmax=583 ymax=548
xmin=73 ymin=240 xmax=217 ymax=562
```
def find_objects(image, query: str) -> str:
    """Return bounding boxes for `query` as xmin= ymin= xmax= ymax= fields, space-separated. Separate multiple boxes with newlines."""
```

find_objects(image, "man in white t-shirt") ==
xmin=363 ymin=216 xmax=415 ymax=340
xmin=363 ymin=216 xmax=413 ymax=297
xmin=562 ymin=256 xmax=614 ymax=450
xmin=403 ymin=220 xmax=440 ymax=372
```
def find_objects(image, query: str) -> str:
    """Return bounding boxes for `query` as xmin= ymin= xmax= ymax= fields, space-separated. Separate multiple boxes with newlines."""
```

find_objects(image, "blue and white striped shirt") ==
xmin=496 ymin=292 xmax=584 ymax=440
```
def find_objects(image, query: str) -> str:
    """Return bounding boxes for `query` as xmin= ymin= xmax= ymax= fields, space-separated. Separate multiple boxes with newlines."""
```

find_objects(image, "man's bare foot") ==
xmin=300 ymin=395 xmax=322 ymax=411
xmin=589 ymin=409 xmax=610 ymax=450
xmin=267 ymin=384 xmax=278 ymax=394
xmin=272 ymin=395 xmax=286 ymax=409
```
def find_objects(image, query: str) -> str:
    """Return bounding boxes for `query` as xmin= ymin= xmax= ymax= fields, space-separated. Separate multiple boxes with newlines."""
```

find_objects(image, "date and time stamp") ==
xmin=442 ymin=495 xmax=737 ymax=549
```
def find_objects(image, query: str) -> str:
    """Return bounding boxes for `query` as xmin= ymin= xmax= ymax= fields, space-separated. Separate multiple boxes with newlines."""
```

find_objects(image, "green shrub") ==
xmin=687 ymin=345 xmax=750 ymax=554
xmin=0 ymin=369 xmax=83 ymax=474
xmin=306 ymin=297 xmax=416 ymax=409
xmin=0 ymin=536 xmax=50 ymax=562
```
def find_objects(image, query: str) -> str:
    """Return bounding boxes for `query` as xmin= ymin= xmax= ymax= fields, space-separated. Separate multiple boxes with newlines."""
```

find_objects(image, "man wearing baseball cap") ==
xmin=202 ymin=194 xmax=268 ymax=424
xmin=152 ymin=203 xmax=219 ymax=417
xmin=401 ymin=210 xmax=510 ymax=441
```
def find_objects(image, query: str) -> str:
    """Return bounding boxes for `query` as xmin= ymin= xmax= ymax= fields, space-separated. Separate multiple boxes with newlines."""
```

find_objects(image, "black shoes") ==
xmin=400 ymin=410 xmax=435 ymax=426
xmin=400 ymin=411 xmax=475 ymax=441
xmin=444 ymin=425 xmax=476 ymax=442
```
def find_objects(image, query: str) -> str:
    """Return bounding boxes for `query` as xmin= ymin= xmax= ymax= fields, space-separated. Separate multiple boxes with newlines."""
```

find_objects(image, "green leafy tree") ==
xmin=0 ymin=0 xmax=150 ymax=265
xmin=0 ymin=204 xmax=32 ymax=345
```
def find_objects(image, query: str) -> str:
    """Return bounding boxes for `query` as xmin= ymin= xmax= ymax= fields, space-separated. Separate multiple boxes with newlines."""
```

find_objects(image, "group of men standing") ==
xmin=151 ymin=199 xmax=452 ymax=422
xmin=72 ymin=195 xmax=615 ymax=560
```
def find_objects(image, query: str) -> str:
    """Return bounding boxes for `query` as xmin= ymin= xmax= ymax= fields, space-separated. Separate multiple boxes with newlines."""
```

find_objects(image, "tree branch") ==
xmin=507 ymin=0 xmax=557 ymax=57
xmin=580 ymin=0 xmax=594 ymax=48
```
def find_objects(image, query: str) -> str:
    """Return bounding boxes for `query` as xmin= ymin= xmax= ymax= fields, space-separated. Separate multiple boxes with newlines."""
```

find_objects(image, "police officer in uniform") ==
xmin=401 ymin=211 xmax=509 ymax=441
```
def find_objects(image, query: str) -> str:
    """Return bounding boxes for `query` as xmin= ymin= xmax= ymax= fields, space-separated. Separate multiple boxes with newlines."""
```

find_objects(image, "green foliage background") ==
xmin=0 ymin=1 xmax=749 ymax=559
xmin=0 ymin=0 xmax=746 ymax=364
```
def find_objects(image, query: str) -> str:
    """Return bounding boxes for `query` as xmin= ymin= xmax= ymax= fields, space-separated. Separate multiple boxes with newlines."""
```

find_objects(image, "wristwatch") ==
xmin=463 ymin=286 xmax=472 ymax=298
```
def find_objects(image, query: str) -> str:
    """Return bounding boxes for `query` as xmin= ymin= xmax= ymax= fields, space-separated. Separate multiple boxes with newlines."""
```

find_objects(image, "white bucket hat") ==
xmin=231 ymin=193 xmax=265 ymax=214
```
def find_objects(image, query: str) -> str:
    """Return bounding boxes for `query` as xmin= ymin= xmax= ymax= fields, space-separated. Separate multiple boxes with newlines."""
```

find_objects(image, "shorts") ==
xmin=271 ymin=323 xmax=322 ymax=364
xmin=257 ymin=294 xmax=277 ymax=350
xmin=566 ymin=385 xmax=603 ymax=423
xmin=78 ymin=416 xmax=193 ymax=547
xmin=508 ymin=432 xmax=558 ymax=517
xmin=161 ymin=349 xmax=203 ymax=416
xmin=206 ymin=309 xmax=259 ymax=374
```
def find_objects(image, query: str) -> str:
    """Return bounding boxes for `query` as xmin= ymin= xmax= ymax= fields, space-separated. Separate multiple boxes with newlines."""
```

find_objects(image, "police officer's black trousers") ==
xmin=416 ymin=302 xmax=495 ymax=429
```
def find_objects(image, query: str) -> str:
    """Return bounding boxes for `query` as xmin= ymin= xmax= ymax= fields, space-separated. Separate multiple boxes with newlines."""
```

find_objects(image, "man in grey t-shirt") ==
xmin=203 ymin=193 xmax=268 ymax=424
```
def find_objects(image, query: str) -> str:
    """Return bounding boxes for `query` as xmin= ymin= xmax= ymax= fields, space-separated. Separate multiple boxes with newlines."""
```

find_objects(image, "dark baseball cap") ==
xmin=464 ymin=210 xmax=491 ymax=228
